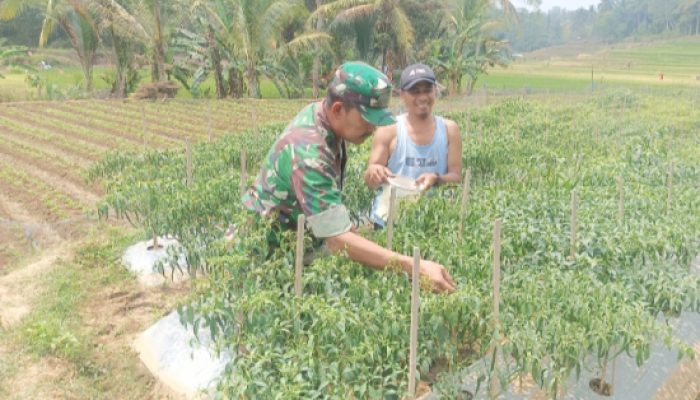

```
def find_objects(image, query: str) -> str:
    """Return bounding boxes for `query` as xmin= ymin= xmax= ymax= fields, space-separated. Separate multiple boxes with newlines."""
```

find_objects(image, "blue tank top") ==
xmin=371 ymin=114 xmax=448 ymax=225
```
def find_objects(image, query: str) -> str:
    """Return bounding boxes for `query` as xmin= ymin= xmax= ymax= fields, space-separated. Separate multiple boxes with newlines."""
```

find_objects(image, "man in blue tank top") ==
xmin=364 ymin=63 xmax=463 ymax=227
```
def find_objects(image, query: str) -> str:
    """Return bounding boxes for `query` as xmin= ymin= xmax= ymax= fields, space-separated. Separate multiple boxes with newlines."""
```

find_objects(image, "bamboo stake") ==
xmin=185 ymin=139 xmax=193 ymax=187
xmin=207 ymin=101 xmax=213 ymax=142
xmin=667 ymin=161 xmax=674 ymax=213
xmin=251 ymin=102 xmax=258 ymax=134
xmin=618 ymin=176 xmax=624 ymax=224
xmin=408 ymin=246 xmax=420 ymax=398
xmin=239 ymin=149 xmax=247 ymax=196
xmin=141 ymin=107 xmax=147 ymax=151
xmin=458 ymin=168 xmax=472 ymax=240
xmin=387 ymin=187 xmax=397 ymax=251
xmin=489 ymin=218 xmax=502 ymax=399
xmin=570 ymin=190 xmax=577 ymax=260
xmin=294 ymin=214 xmax=305 ymax=297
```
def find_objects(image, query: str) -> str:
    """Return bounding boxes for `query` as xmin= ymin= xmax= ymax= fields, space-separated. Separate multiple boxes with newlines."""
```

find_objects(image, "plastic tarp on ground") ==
xmin=133 ymin=310 xmax=231 ymax=399
xmin=426 ymin=251 xmax=700 ymax=400
xmin=122 ymin=237 xmax=189 ymax=287
xmin=425 ymin=311 xmax=700 ymax=400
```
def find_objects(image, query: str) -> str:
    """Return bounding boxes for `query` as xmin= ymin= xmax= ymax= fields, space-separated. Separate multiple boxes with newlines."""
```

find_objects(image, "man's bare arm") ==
xmin=363 ymin=125 xmax=396 ymax=189
xmin=325 ymin=231 xmax=456 ymax=293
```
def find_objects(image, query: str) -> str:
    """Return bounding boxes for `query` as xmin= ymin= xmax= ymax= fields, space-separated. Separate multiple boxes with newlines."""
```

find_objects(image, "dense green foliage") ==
xmin=503 ymin=0 xmax=700 ymax=52
xmin=91 ymin=92 xmax=700 ymax=398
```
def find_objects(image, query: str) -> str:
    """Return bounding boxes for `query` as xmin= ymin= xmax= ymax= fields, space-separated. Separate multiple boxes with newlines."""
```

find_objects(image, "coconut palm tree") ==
xmin=92 ymin=0 xmax=180 ymax=83
xmin=187 ymin=0 xmax=307 ymax=98
xmin=311 ymin=0 xmax=415 ymax=77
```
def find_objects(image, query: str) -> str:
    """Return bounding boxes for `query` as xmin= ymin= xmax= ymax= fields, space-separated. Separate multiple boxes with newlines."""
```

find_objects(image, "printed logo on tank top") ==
xmin=405 ymin=157 xmax=438 ymax=167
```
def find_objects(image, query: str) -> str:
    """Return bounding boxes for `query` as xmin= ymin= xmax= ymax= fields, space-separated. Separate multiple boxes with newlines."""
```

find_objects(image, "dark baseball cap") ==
xmin=400 ymin=63 xmax=437 ymax=90
xmin=328 ymin=62 xmax=396 ymax=126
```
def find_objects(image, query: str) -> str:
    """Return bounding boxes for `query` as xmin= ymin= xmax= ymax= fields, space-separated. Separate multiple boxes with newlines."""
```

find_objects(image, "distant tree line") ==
xmin=502 ymin=0 xmax=700 ymax=52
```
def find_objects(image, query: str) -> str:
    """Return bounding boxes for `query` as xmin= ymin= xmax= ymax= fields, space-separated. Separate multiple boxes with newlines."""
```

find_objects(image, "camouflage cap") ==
xmin=328 ymin=61 xmax=396 ymax=126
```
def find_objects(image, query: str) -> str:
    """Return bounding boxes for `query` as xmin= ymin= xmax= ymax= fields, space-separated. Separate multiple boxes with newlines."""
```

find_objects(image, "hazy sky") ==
xmin=511 ymin=0 xmax=600 ymax=12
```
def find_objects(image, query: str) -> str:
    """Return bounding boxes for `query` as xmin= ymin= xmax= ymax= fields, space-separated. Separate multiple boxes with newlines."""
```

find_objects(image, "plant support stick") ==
xmin=408 ymin=246 xmax=420 ymax=397
xmin=571 ymin=190 xmax=577 ymax=260
xmin=667 ymin=161 xmax=673 ymax=212
xmin=618 ymin=176 xmax=624 ymax=224
xmin=186 ymin=139 xmax=193 ymax=187
xmin=239 ymin=150 xmax=247 ymax=196
xmin=459 ymin=168 xmax=472 ymax=240
xmin=294 ymin=214 xmax=305 ymax=297
xmin=387 ymin=186 xmax=397 ymax=251
xmin=490 ymin=218 xmax=502 ymax=399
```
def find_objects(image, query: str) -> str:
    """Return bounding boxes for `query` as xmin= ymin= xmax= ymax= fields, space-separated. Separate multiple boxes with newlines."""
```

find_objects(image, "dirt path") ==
xmin=0 ymin=243 xmax=73 ymax=328
xmin=0 ymin=193 xmax=62 ymax=270
xmin=0 ymin=228 xmax=188 ymax=399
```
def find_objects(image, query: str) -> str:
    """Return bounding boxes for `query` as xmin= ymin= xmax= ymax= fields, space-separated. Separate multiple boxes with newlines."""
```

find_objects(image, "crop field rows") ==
xmin=0 ymin=98 xmax=307 ymax=269
xmin=87 ymin=90 xmax=700 ymax=398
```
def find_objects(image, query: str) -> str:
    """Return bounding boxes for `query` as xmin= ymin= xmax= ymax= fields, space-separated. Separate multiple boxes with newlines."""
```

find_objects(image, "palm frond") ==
xmin=283 ymin=31 xmax=333 ymax=55
xmin=39 ymin=0 xmax=56 ymax=48
xmin=333 ymin=3 xmax=374 ymax=24
xmin=388 ymin=6 xmax=414 ymax=59
xmin=259 ymin=0 xmax=307 ymax=46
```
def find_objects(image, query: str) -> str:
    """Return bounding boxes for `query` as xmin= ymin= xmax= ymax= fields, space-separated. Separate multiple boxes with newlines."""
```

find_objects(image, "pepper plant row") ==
xmin=91 ymin=90 xmax=700 ymax=398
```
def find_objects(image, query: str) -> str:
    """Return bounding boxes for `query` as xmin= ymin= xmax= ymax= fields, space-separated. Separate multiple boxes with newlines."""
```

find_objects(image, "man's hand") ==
xmin=418 ymin=260 xmax=456 ymax=294
xmin=364 ymin=164 xmax=393 ymax=188
xmin=415 ymin=172 xmax=440 ymax=190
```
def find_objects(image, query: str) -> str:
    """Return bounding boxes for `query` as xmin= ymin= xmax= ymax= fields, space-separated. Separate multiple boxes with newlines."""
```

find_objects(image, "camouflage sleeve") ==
xmin=286 ymin=142 xmax=343 ymax=217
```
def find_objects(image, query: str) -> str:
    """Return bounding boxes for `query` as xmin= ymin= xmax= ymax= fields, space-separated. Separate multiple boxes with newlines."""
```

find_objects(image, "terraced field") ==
xmin=0 ymin=98 xmax=308 ymax=269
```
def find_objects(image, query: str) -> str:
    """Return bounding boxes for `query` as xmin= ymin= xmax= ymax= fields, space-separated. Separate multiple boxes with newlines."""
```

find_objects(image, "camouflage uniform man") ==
xmin=242 ymin=61 xmax=456 ymax=293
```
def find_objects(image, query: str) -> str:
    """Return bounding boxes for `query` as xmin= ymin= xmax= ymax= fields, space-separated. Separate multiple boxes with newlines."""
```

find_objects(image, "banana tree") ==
xmin=0 ymin=39 xmax=32 ymax=79
xmin=427 ymin=0 xmax=509 ymax=95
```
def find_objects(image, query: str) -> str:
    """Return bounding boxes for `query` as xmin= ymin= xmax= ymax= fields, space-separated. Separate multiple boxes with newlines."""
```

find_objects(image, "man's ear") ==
xmin=329 ymin=101 xmax=344 ymax=116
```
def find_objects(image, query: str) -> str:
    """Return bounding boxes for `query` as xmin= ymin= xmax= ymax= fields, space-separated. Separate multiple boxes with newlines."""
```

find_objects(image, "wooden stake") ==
xmin=294 ymin=214 xmax=305 ymax=297
xmin=185 ymin=139 xmax=193 ymax=187
xmin=667 ymin=161 xmax=674 ymax=213
xmin=458 ymin=168 xmax=472 ymax=240
xmin=141 ymin=107 xmax=147 ymax=151
xmin=207 ymin=101 xmax=213 ymax=142
xmin=492 ymin=219 xmax=501 ymax=323
xmin=490 ymin=218 xmax=502 ymax=398
xmin=239 ymin=149 xmax=247 ymax=196
xmin=387 ymin=186 xmax=397 ymax=251
xmin=618 ymin=176 xmax=624 ymax=224
xmin=408 ymin=246 xmax=420 ymax=397
xmin=251 ymin=103 xmax=258 ymax=134
xmin=570 ymin=190 xmax=577 ymax=260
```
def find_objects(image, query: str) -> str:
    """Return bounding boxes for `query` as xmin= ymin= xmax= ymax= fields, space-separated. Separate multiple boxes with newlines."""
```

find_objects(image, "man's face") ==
xmin=337 ymin=104 xmax=377 ymax=145
xmin=401 ymin=81 xmax=436 ymax=118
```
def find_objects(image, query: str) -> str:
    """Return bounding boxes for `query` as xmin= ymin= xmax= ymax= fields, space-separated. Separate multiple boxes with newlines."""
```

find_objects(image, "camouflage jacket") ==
xmin=241 ymin=102 xmax=347 ymax=231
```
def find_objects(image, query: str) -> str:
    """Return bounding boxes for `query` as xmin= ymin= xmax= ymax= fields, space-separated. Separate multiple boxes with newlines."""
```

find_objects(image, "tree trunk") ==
xmin=61 ymin=20 xmax=96 ymax=94
xmin=111 ymin=26 xmax=128 ymax=98
xmin=228 ymin=67 xmax=243 ymax=98
xmin=312 ymin=0 xmax=324 ymax=99
xmin=246 ymin=60 xmax=260 ymax=98
xmin=152 ymin=0 xmax=167 ymax=82
xmin=208 ymin=26 xmax=225 ymax=99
